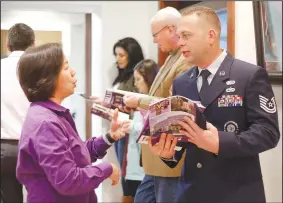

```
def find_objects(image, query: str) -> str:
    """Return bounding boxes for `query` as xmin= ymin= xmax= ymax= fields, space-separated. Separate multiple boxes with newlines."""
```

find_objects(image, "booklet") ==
xmin=136 ymin=95 xmax=207 ymax=149
xmin=103 ymin=89 xmax=127 ymax=109
xmin=90 ymin=103 xmax=112 ymax=121
xmin=91 ymin=103 xmax=130 ymax=122
xmin=135 ymin=110 xmax=183 ymax=151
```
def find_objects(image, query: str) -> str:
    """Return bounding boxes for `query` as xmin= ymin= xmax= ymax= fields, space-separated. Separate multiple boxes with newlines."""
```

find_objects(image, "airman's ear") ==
xmin=31 ymin=40 xmax=36 ymax=47
xmin=6 ymin=42 xmax=12 ymax=52
xmin=207 ymin=29 xmax=218 ymax=44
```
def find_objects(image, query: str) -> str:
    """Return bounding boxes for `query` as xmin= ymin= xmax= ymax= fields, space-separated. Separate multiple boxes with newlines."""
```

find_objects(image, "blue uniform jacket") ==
xmin=164 ymin=53 xmax=280 ymax=203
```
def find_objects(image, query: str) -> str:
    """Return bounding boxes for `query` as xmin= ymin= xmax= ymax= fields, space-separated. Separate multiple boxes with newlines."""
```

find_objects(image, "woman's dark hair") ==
xmin=112 ymin=37 xmax=144 ymax=86
xmin=18 ymin=43 xmax=64 ymax=102
xmin=7 ymin=23 xmax=35 ymax=52
xmin=134 ymin=59 xmax=159 ymax=89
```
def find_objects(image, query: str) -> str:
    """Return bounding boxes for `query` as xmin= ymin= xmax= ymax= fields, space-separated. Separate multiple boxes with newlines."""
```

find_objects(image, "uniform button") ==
xmin=197 ymin=163 xmax=202 ymax=168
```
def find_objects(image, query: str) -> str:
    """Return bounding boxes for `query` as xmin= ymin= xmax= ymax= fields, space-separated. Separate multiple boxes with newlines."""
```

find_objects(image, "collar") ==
xmin=197 ymin=49 xmax=227 ymax=77
xmin=169 ymin=48 xmax=180 ymax=56
xmin=33 ymin=100 xmax=69 ymax=113
xmin=8 ymin=51 xmax=24 ymax=58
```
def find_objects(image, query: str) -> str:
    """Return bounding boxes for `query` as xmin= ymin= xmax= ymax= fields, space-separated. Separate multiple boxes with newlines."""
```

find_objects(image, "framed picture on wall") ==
xmin=253 ymin=1 xmax=282 ymax=83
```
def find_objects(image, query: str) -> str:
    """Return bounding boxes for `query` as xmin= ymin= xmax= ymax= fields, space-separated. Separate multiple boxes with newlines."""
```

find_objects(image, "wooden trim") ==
xmin=227 ymin=1 xmax=235 ymax=56
xmin=159 ymin=1 xmax=180 ymax=11
xmin=85 ymin=13 xmax=92 ymax=140
xmin=252 ymin=1 xmax=282 ymax=84
xmin=159 ymin=0 xmax=165 ymax=10
xmin=253 ymin=1 xmax=265 ymax=69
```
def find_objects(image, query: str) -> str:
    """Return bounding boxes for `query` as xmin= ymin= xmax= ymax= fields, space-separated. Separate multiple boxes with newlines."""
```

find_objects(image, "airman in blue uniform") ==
xmin=148 ymin=6 xmax=280 ymax=203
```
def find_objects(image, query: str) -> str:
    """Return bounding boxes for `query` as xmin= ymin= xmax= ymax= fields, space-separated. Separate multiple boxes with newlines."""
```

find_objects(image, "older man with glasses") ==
xmin=123 ymin=6 xmax=194 ymax=203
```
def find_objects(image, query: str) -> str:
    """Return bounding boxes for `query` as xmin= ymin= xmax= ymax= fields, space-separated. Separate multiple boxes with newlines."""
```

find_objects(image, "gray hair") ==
xmin=150 ymin=7 xmax=181 ymax=27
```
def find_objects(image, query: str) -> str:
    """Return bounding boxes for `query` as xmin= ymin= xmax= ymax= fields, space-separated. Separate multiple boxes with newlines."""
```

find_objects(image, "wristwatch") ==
xmin=106 ymin=132 xmax=116 ymax=144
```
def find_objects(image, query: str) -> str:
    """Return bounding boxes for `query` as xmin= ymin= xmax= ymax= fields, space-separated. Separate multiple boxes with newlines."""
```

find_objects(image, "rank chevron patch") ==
xmin=259 ymin=95 xmax=276 ymax=113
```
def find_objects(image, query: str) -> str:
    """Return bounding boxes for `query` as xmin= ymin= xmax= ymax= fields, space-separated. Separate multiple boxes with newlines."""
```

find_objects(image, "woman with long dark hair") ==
xmin=112 ymin=37 xmax=144 ymax=88
xmin=112 ymin=37 xmax=144 ymax=203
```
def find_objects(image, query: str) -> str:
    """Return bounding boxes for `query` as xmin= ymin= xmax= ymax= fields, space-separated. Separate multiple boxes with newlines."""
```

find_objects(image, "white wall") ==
xmin=68 ymin=23 xmax=86 ymax=141
xmin=0 ymin=10 xmax=85 ymax=58
xmin=235 ymin=2 xmax=282 ymax=202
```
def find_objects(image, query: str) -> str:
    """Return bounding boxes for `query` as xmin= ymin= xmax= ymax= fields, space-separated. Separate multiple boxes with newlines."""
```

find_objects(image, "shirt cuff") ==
xmin=102 ymin=133 xmax=113 ymax=146
xmin=96 ymin=162 xmax=113 ymax=178
xmin=160 ymin=156 xmax=178 ymax=162
xmin=138 ymin=97 xmax=151 ymax=109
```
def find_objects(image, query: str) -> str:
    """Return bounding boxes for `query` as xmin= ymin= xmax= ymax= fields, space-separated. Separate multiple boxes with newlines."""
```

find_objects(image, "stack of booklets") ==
xmin=82 ymin=89 xmax=207 ymax=150
xmin=89 ymin=89 xmax=145 ymax=122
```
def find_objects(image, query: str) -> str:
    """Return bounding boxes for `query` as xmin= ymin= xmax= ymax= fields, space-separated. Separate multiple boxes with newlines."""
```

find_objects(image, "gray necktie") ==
xmin=199 ymin=69 xmax=211 ymax=102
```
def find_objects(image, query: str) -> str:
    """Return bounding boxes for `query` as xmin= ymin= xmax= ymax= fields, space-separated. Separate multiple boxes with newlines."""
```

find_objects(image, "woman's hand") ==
xmin=109 ymin=163 xmax=120 ymax=186
xmin=110 ymin=109 xmax=131 ymax=140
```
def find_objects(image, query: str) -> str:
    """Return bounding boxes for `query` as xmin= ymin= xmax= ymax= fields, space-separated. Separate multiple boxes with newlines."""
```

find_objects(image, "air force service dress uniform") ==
xmin=163 ymin=52 xmax=280 ymax=203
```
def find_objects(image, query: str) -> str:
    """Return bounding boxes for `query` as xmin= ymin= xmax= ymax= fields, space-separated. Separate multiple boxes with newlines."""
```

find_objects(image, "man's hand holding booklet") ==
xmin=77 ymin=89 xmax=141 ymax=122
xmin=78 ymin=89 xmax=211 ymax=153
xmin=135 ymin=95 xmax=207 ymax=151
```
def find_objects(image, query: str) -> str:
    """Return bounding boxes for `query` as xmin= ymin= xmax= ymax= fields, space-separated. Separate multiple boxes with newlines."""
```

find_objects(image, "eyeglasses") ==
xmin=152 ymin=25 xmax=174 ymax=38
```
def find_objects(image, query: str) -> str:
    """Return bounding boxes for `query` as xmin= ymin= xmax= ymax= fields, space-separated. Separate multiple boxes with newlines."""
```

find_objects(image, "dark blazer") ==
xmin=165 ymin=53 xmax=280 ymax=203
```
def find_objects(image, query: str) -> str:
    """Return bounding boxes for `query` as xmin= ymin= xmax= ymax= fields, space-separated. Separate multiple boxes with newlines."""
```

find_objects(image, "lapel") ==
xmin=149 ymin=50 xmax=181 ymax=96
xmin=201 ymin=53 xmax=234 ymax=108
xmin=185 ymin=67 xmax=200 ymax=101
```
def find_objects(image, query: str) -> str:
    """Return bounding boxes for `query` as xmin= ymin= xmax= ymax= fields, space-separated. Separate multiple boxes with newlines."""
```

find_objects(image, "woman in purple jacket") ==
xmin=16 ymin=43 xmax=130 ymax=203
